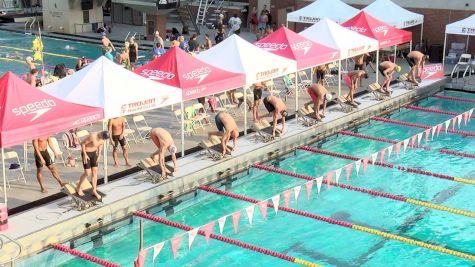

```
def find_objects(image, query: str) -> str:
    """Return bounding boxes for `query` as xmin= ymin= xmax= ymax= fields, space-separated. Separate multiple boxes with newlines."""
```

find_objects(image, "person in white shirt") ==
xmin=228 ymin=14 xmax=242 ymax=36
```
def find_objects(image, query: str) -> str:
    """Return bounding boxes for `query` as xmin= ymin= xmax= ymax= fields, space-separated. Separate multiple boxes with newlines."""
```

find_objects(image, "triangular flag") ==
xmin=203 ymin=221 xmax=215 ymax=244
xmin=134 ymin=249 xmax=148 ymax=267
xmin=345 ymin=164 xmax=352 ymax=181
xmin=326 ymin=172 xmax=333 ymax=188
xmin=424 ymin=129 xmax=430 ymax=143
xmin=218 ymin=216 xmax=227 ymax=235
xmin=188 ymin=228 xmax=199 ymax=250
xmin=452 ymin=117 xmax=456 ymax=130
xmin=316 ymin=177 xmax=323 ymax=194
xmin=403 ymin=139 xmax=409 ymax=153
xmin=387 ymin=145 xmax=393 ymax=159
xmin=445 ymin=120 xmax=450 ymax=133
xmin=380 ymin=149 xmax=385 ymax=163
xmin=411 ymin=135 xmax=417 ymax=148
xmin=457 ymin=114 xmax=462 ymax=128
xmin=293 ymin=185 xmax=301 ymax=202
xmin=231 ymin=211 xmax=241 ymax=234
xmin=395 ymin=142 xmax=401 ymax=158
xmin=355 ymin=160 xmax=361 ymax=176
xmin=335 ymin=168 xmax=342 ymax=184
xmin=245 ymin=205 xmax=255 ymax=226
xmin=283 ymin=190 xmax=291 ymax=208
xmin=152 ymin=242 xmax=165 ymax=263
xmin=431 ymin=126 xmax=436 ymax=140
xmin=271 ymin=195 xmax=280 ymax=213
xmin=258 ymin=201 xmax=268 ymax=221
xmin=371 ymin=153 xmax=378 ymax=165
xmin=436 ymin=124 xmax=442 ymax=137
xmin=171 ymin=234 xmax=183 ymax=259
xmin=417 ymin=132 xmax=423 ymax=145
xmin=362 ymin=157 xmax=369 ymax=172
xmin=463 ymin=112 xmax=468 ymax=126
xmin=304 ymin=180 xmax=314 ymax=200
xmin=469 ymin=109 xmax=473 ymax=121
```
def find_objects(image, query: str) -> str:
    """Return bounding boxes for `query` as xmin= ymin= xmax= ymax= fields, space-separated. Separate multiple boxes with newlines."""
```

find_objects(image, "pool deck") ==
xmin=0 ymin=76 xmax=449 ymax=263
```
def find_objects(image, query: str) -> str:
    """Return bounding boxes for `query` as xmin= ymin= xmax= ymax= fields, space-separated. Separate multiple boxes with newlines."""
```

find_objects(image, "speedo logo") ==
xmin=72 ymin=113 xmax=102 ymax=126
xmin=140 ymin=69 xmax=175 ymax=80
xmin=182 ymin=66 xmax=211 ymax=84
xmin=347 ymin=26 xmax=367 ymax=33
xmin=423 ymin=64 xmax=443 ymax=79
xmin=255 ymin=43 xmax=288 ymax=51
xmin=373 ymin=25 xmax=389 ymax=36
xmin=290 ymin=41 xmax=313 ymax=55
xmin=12 ymin=99 xmax=56 ymax=122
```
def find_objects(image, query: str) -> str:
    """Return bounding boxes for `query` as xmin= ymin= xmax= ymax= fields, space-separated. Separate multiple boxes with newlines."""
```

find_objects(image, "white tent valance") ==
xmin=445 ymin=14 xmax=475 ymax=36
xmin=286 ymin=0 xmax=359 ymax=24
xmin=362 ymin=0 xmax=424 ymax=29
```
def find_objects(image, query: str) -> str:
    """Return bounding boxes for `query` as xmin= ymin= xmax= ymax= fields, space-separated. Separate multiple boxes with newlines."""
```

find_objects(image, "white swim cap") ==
xmin=325 ymin=93 xmax=333 ymax=101
xmin=26 ymin=56 xmax=33 ymax=62
xmin=168 ymin=145 xmax=177 ymax=154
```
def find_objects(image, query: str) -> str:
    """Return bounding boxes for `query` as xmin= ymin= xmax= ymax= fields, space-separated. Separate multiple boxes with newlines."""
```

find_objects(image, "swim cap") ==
xmin=26 ymin=56 xmax=33 ymax=62
xmin=325 ymin=93 xmax=333 ymax=102
xmin=100 ymin=131 xmax=110 ymax=140
xmin=168 ymin=145 xmax=177 ymax=154
xmin=395 ymin=65 xmax=402 ymax=72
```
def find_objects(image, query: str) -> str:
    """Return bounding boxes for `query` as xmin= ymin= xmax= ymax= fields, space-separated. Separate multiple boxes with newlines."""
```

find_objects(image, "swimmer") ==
xmin=259 ymin=96 xmax=288 ymax=137
xmin=149 ymin=128 xmax=177 ymax=178
xmin=25 ymin=56 xmax=36 ymax=71
xmin=64 ymin=45 xmax=77 ymax=50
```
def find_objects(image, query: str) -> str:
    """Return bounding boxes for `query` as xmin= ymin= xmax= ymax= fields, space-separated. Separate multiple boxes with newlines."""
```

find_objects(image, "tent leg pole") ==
xmin=393 ymin=46 xmax=397 ymax=64
xmin=103 ymin=121 xmax=108 ymax=184
xmin=466 ymin=35 xmax=469 ymax=53
xmin=420 ymin=22 xmax=424 ymax=45
xmin=442 ymin=33 xmax=447 ymax=68
xmin=338 ymin=61 xmax=341 ymax=97
xmin=23 ymin=142 xmax=28 ymax=172
xmin=244 ymin=87 xmax=247 ymax=135
xmin=181 ymin=101 xmax=185 ymax=157
xmin=295 ymin=72 xmax=298 ymax=120
xmin=376 ymin=49 xmax=380 ymax=84
xmin=2 ymin=148 xmax=7 ymax=204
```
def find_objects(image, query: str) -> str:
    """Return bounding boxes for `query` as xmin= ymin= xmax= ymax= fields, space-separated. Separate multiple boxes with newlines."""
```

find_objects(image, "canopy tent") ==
xmin=42 ymin=56 xmax=182 ymax=118
xmin=362 ymin=0 xmax=424 ymax=43
xmin=286 ymin=0 xmax=359 ymax=24
xmin=0 ymin=72 xmax=103 ymax=203
xmin=255 ymin=26 xmax=340 ymax=70
xmin=341 ymin=11 xmax=412 ymax=49
xmin=133 ymin=47 xmax=245 ymax=101
xmin=442 ymin=14 xmax=475 ymax=64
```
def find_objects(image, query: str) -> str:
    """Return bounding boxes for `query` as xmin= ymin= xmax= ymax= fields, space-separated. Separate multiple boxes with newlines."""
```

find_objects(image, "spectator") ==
xmin=215 ymin=24 xmax=226 ymax=44
xmin=152 ymin=42 xmax=166 ymax=58
xmin=153 ymin=30 xmax=164 ymax=48
xmin=228 ymin=13 xmax=242 ymax=36
xmin=188 ymin=34 xmax=200 ymax=52
xmin=202 ymin=34 xmax=212 ymax=50
xmin=177 ymin=35 xmax=188 ymax=51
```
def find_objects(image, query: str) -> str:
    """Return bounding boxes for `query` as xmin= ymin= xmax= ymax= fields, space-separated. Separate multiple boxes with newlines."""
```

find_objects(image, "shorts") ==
xmin=379 ymin=66 xmax=386 ymax=77
xmin=215 ymin=112 xmax=226 ymax=132
xmin=112 ymin=135 xmax=126 ymax=148
xmin=258 ymin=23 xmax=266 ymax=30
xmin=263 ymin=97 xmax=275 ymax=112
xmin=35 ymin=150 xmax=53 ymax=168
xmin=354 ymin=63 xmax=364 ymax=70
xmin=307 ymin=88 xmax=318 ymax=102
xmin=82 ymin=151 xmax=99 ymax=169
xmin=406 ymin=56 xmax=416 ymax=67
xmin=316 ymin=69 xmax=325 ymax=81
xmin=253 ymin=88 xmax=262 ymax=101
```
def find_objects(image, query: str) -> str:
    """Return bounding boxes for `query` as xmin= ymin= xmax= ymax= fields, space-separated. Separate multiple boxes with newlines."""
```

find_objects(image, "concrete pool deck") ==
xmin=0 ymin=76 xmax=449 ymax=263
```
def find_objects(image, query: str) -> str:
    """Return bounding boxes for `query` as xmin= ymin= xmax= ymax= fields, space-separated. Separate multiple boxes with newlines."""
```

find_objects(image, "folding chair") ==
xmin=298 ymin=106 xmax=320 ymax=127
xmin=174 ymin=109 xmax=196 ymax=136
xmin=123 ymin=118 xmax=138 ymax=145
xmin=335 ymin=96 xmax=355 ymax=113
xmin=61 ymin=179 xmax=105 ymax=211
xmin=252 ymin=120 xmax=280 ymax=143
xmin=367 ymin=83 xmax=390 ymax=100
xmin=450 ymin=54 xmax=472 ymax=81
xmin=48 ymin=137 xmax=66 ymax=167
xmin=264 ymin=80 xmax=282 ymax=98
xmin=282 ymin=75 xmax=298 ymax=100
xmin=75 ymin=130 xmax=90 ymax=141
xmin=199 ymin=135 xmax=232 ymax=161
xmin=398 ymin=73 xmax=417 ymax=90
xmin=219 ymin=94 xmax=239 ymax=115
xmin=132 ymin=115 xmax=152 ymax=142
xmin=2 ymin=151 xmax=27 ymax=188
xmin=298 ymin=70 xmax=312 ymax=88
xmin=324 ymin=63 xmax=338 ymax=86
xmin=61 ymin=132 xmax=82 ymax=159
xmin=137 ymin=158 xmax=174 ymax=183
xmin=288 ymin=73 xmax=305 ymax=95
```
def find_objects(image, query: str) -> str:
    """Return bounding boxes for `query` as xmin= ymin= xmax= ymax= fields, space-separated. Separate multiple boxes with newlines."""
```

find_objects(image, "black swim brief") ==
xmin=253 ymin=88 xmax=263 ymax=101
xmin=354 ymin=63 xmax=364 ymax=70
xmin=378 ymin=66 xmax=386 ymax=77
xmin=316 ymin=69 xmax=325 ymax=81
xmin=263 ymin=97 xmax=275 ymax=112
xmin=112 ymin=135 xmax=126 ymax=148
xmin=215 ymin=112 xmax=226 ymax=132
xmin=82 ymin=151 xmax=99 ymax=169
xmin=406 ymin=56 xmax=416 ymax=67
xmin=35 ymin=150 xmax=53 ymax=168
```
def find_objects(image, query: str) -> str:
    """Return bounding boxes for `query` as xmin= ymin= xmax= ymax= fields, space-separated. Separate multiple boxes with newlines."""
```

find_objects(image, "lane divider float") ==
xmin=134 ymin=212 xmax=320 ymax=267
xmin=199 ymin=185 xmax=475 ymax=261
xmin=405 ymin=105 xmax=475 ymax=119
xmin=53 ymin=243 xmax=121 ymax=267
xmin=432 ymin=95 xmax=475 ymax=104
xmin=0 ymin=45 xmax=79 ymax=59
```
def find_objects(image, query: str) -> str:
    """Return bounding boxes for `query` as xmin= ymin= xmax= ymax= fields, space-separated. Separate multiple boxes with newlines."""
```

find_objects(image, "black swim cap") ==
xmin=100 ymin=131 xmax=110 ymax=140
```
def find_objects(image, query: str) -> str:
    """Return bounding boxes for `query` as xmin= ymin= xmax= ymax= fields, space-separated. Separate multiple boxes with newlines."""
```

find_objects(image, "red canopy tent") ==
xmin=0 ymin=72 xmax=103 ymax=203
xmin=133 ymin=47 xmax=245 ymax=101
xmin=255 ymin=26 xmax=340 ymax=70
xmin=341 ymin=11 xmax=412 ymax=49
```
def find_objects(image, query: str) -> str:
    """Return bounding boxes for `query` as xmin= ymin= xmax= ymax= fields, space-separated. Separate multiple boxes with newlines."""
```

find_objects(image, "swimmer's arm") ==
xmin=80 ymin=136 xmax=92 ymax=157
xmin=272 ymin=113 xmax=278 ymax=136
xmin=281 ymin=116 xmax=285 ymax=133
xmin=232 ymin=135 xmax=237 ymax=151
xmin=222 ymin=132 xmax=230 ymax=155
xmin=107 ymin=120 xmax=114 ymax=144
xmin=171 ymin=152 xmax=177 ymax=171
xmin=97 ymin=143 xmax=103 ymax=163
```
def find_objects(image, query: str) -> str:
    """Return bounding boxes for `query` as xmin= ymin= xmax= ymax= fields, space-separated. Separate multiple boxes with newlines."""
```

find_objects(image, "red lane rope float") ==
xmin=339 ymin=131 xmax=475 ymax=159
xmin=199 ymin=185 xmax=475 ymax=261
xmin=53 ymin=243 xmax=121 ymax=267
xmin=371 ymin=117 xmax=475 ymax=137
xmin=298 ymin=146 xmax=475 ymax=185
xmin=432 ymin=95 xmax=475 ymax=103
xmin=252 ymin=164 xmax=475 ymax=218
xmin=132 ymin=212 xmax=320 ymax=266
xmin=405 ymin=105 xmax=475 ymax=119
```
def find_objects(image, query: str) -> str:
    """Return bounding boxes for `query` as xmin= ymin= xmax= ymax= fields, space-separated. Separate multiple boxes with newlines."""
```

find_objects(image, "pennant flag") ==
xmin=363 ymin=157 xmax=369 ymax=172
xmin=463 ymin=112 xmax=469 ymax=126
xmin=134 ymin=249 xmax=148 ymax=267
xmin=335 ymin=168 xmax=342 ymax=184
xmin=258 ymin=201 xmax=268 ymax=221
xmin=452 ymin=117 xmax=456 ymax=130
xmin=218 ymin=216 xmax=227 ymax=235
xmin=380 ymin=149 xmax=385 ymax=163
xmin=203 ymin=221 xmax=215 ymax=244
xmin=326 ymin=172 xmax=333 ymax=188
xmin=411 ymin=135 xmax=417 ymax=149
xmin=469 ymin=109 xmax=473 ymax=121
xmin=436 ymin=124 xmax=442 ymax=137
xmin=304 ymin=180 xmax=314 ymax=200
xmin=445 ymin=120 xmax=450 ymax=133
xmin=424 ymin=129 xmax=430 ymax=143
xmin=271 ymin=195 xmax=280 ymax=213
xmin=232 ymin=211 xmax=241 ymax=234
xmin=345 ymin=164 xmax=352 ymax=181
xmin=283 ymin=190 xmax=291 ymax=208
xmin=152 ymin=242 xmax=165 ymax=263
xmin=245 ymin=205 xmax=255 ymax=226
xmin=316 ymin=177 xmax=323 ymax=194
xmin=188 ymin=228 xmax=199 ymax=250
xmin=457 ymin=114 xmax=462 ymax=128
xmin=395 ymin=142 xmax=401 ymax=158
xmin=403 ymin=139 xmax=409 ymax=153
xmin=371 ymin=153 xmax=377 ymax=165
xmin=387 ymin=145 xmax=393 ymax=159
xmin=431 ymin=126 xmax=436 ymax=140
xmin=171 ymin=234 xmax=183 ymax=259
xmin=293 ymin=185 xmax=301 ymax=202
xmin=355 ymin=160 xmax=361 ymax=176
xmin=417 ymin=132 xmax=423 ymax=145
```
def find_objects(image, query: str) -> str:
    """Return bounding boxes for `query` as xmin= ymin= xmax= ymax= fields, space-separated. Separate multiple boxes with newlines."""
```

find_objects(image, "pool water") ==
xmin=20 ymin=91 xmax=475 ymax=267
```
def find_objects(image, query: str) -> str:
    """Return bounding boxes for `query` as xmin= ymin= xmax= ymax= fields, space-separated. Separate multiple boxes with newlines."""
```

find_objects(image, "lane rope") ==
xmin=405 ymin=105 xmax=475 ymax=119
xmin=199 ymin=185 xmax=475 ymax=261
xmin=53 ymin=243 xmax=121 ymax=267
xmin=339 ymin=131 xmax=475 ymax=159
xmin=298 ymin=146 xmax=475 ymax=186
xmin=134 ymin=212 xmax=320 ymax=267
xmin=0 ymin=45 xmax=79 ymax=59
xmin=253 ymin=164 xmax=475 ymax=218
xmin=0 ymin=57 xmax=56 ymax=69
xmin=371 ymin=117 xmax=475 ymax=137
xmin=432 ymin=95 xmax=475 ymax=103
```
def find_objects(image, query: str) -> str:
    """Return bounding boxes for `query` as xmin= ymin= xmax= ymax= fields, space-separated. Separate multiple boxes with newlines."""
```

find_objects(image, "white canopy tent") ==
xmin=363 ymin=0 xmax=424 ymax=43
xmin=198 ymin=34 xmax=297 ymax=133
xmin=442 ymin=14 xmax=475 ymax=65
xmin=300 ymin=18 xmax=379 ymax=95
xmin=286 ymin=0 xmax=359 ymax=24
xmin=42 ymin=57 xmax=182 ymax=183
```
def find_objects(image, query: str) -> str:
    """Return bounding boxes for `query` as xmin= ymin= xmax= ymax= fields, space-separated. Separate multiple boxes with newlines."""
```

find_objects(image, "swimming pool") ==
xmin=18 ymin=90 xmax=475 ymax=266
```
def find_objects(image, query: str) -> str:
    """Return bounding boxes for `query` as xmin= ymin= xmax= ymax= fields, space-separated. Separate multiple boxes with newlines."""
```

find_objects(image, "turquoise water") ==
xmin=22 ymin=91 xmax=475 ymax=267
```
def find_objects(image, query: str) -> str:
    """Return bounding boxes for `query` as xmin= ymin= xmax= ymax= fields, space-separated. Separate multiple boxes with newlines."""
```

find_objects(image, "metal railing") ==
xmin=24 ymin=17 xmax=34 ymax=35
xmin=0 ymin=234 xmax=23 ymax=266
xmin=185 ymin=3 xmax=200 ymax=34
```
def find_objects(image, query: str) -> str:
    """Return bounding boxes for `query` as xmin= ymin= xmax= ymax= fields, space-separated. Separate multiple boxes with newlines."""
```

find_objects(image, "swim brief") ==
xmin=406 ymin=56 xmax=416 ymax=67
xmin=307 ymin=87 xmax=318 ymax=102
xmin=35 ymin=150 xmax=53 ymax=168
xmin=253 ymin=88 xmax=263 ymax=101
xmin=215 ymin=112 xmax=226 ymax=132
xmin=112 ymin=135 xmax=126 ymax=148
xmin=82 ymin=151 xmax=99 ymax=169
xmin=263 ymin=97 xmax=275 ymax=112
